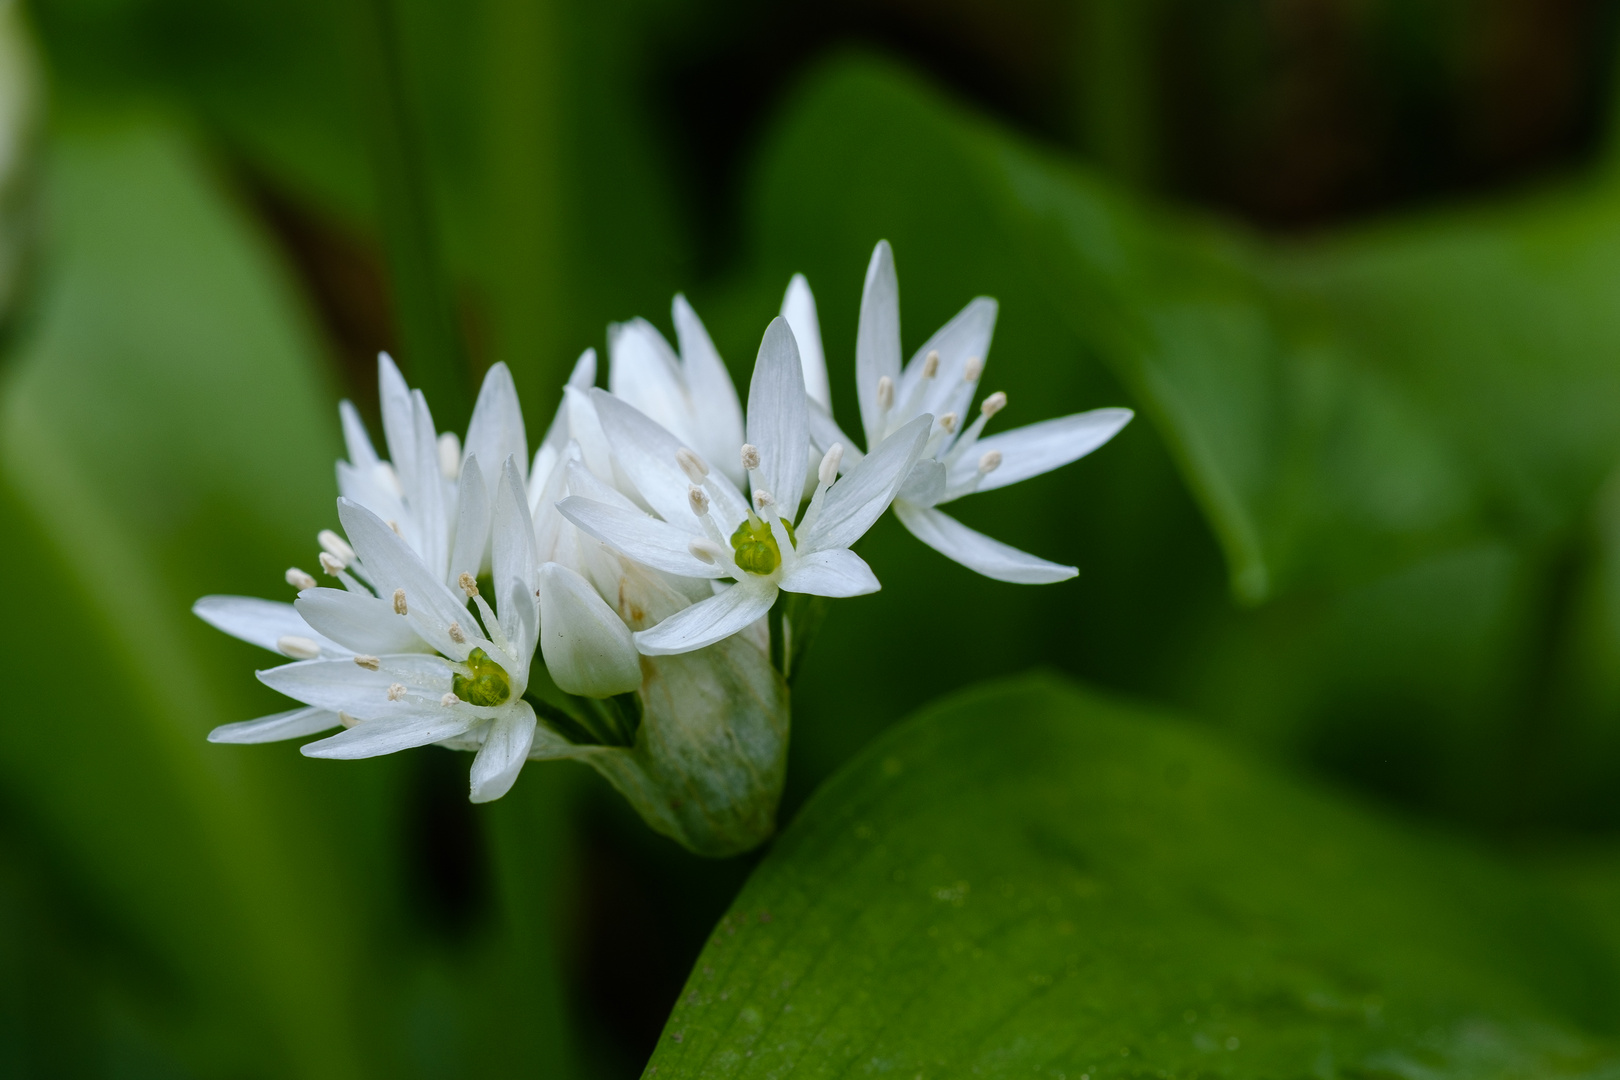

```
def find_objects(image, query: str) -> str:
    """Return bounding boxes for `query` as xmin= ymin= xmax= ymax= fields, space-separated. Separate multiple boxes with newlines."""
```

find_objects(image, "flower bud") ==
xmin=537 ymin=562 xmax=643 ymax=697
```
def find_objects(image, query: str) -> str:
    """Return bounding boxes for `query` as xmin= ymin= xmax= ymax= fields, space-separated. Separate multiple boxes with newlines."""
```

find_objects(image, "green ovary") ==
xmin=730 ymin=517 xmax=795 ymax=576
xmin=452 ymin=647 xmax=511 ymax=707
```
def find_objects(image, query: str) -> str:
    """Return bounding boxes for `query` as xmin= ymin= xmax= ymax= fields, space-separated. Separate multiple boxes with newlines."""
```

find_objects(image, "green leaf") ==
xmin=648 ymin=676 xmax=1620 ymax=1077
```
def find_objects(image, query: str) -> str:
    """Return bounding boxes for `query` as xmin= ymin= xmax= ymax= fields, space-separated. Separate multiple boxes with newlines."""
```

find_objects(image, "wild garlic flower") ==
xmin=803 ymin=241 xmax=1134 ymax=583
xmin=558 ymin=317 xmax=929 ymax=656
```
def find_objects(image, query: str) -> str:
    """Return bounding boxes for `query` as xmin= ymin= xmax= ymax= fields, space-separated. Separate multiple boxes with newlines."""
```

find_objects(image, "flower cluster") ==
xmin=196 ymin=242 xmax=1131 ymax=853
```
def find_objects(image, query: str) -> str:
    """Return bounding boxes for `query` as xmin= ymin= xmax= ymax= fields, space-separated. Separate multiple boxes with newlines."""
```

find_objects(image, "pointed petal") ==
xmin=902 ymin=296 xmax=997 ymax=422
xmin=801 ymin=413 xmax=930 ymax=552
xmin=632 ymin=581 xmax=775 ymax=656
xmin=450 ymin=455 xmax=492 ymax=583
xmin=377 ymin=352 xmax=418 ymax=492
xmin=780 ymin=548 xmax=880 ymax=597
xmin=537 ymin=563 xmax=642 ymax=697
xmin=780 ymin=273 xmax=831 ymax=410
xmin=259 ymin=654 xmax=453 ymax=713
xmin=591 ymin=388 xmax=749 ymax=531
xmin=300 ymin=706 xmax=483 ymax=760
xmin=557 ymin=496 xmax=724 ymax=578
xmin=855 ymin=240 xmax=901 ymax=444
xmin=469 ymin=703 xmax=537 ymax=802
xmin=608 ymin=318 xmax=690 ymax=445
xmin=464 ymin=362 xmax=528 ymax=485
xmin=193 ymin=595 xmax=344 ymax=656
xmin=407 ymin=389 xmax=448 ymax=580
xmin=565 ymin=385 xmax=615 ymax=488
xmin=492 ymin=456 xmax=539 ymax=659
xmin=807 ymin=401 xmax=865 ymax=470
xmin=746 ymin=317 xmax=809 ymax=512
xmin=673 ymin=295 xmax=747 ymax=485
xmin=338 ymin=499 xmax=475 ymax=658
xmin=893 ymin=501 xmax=1077 ymax=584
xmin=339 ymin=400 xmax=379 ymax=469
xmin=336 ymin=459 xmax=408 ymax=526
xmin=564 ymin=457 xmax=639 ymax=512
xmin=947 ymin=408 xmax=1133 ymax=494
xmin=897 ymin=457 xmax=946 ymax=506
xmin=208 ymin=707 xmax=341 ymax=744
xmin=295 ymin=588 xmax=431 ymax=655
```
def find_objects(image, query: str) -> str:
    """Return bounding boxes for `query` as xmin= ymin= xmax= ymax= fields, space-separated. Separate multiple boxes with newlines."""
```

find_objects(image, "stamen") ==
xmin=981 ymin=391 xmax=1007 ymax=417
xmin=818 ymin=443 xmax=844 ymax=486
xmin=440 ymin=692 xmax=460 ymax=707
xmin=318 ymin=529 xmax=354 ymax=563
xmin=277 ymin=635 xmax=321 ymax=659
xmin=285 ymin=567 xmax=316 ymax=590
xmin=689 ymin=485 xmax=711 ymax=517
xmin=338 ymin=711 xmax=358 ymax=729
xmin=387 ymin=683 xmax=406 ymax=701
xmin=448 ymin=621 xmax=467 ymax=644
xmin=877 ymin=375 xmax=895 ymax=410
xmin=392 ymin=588 xmax=408 ymax=615
xmin=754 ymin=489 xmax=775 ymax=511
xmin=939 ymin=412 xmax=959 ymax=434
xmin=437 ymin=432 xmax=461 ymax=479
xmin=964 ymin=356 xmax=983 ymax=382
xmin=740 ymin=443 xmax=761 ymax=471
xmin=922 ymin=350 xmax=940 ymax=378
xmin=354 ymin=655 xmax=380 ymax=671
xmin=979 ymin=449 xmax=1003 ymax=475
xmin=319 ymin=552 xmax=346 ymax=576
xmin=676 ymin=447 xmax=709 ymax=483
xmin=689 ymin=538 xmax=726 ymax=564
xmin=458 ymin=572 xmax=479 ymax=598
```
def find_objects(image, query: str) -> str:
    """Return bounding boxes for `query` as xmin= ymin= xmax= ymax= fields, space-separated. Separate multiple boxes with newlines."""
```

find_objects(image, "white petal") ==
xmin=448 ymin=455 xmax=491 ymax=584
xmin=463 ymin=362 xmax=528 ymax=486
xmin=536 ymin=348 xmax=595 ymax=462
xmin=673 ymin=295 xmax=748 ymax=487
xmin=259 ymin=655 xmax=453 ymax=713
xmin=801 ymin=414 xmax=930 ymax=552
xmin=492 ymin=456 xmax=539 ymax=658
xmin=532 ymin=443 xmax=581 ymax=561
xmin=592 ymin=389 xmax=749 ymax=531
xmin=746 ymin=317 xmax=809 ymax=512
xmin=632 ymin=581 xmax=775 ymax=656
xmin=608 ymin=318 xmax=690 ymax=445
xmin=557 ymin=496 xmax=723 ymax=578
xmin=469 ymin=702 xmax=537 ymax=802
xmin=855 ymin=240 xmax=901 ymax=444
xmin=892 ymin=501 xmax=1077 ymax=584
xmin=564 ymin=457 xmax=639 ymax=512
xmin=780 ymin=548 xmax=879 ymax=597
xmin=338 ymin=499 xmax=475 ymax=658
xmin=947 ymin=408 xmax=1133 ymax=494
xmin=300 ymin=706 xmax=483 ymax=760
xmin=193 ymin=596 xmax=344 ymax=656
xmin=566 ymin=386 xmax=617 ymax=495
xmin=295 ymin=588 xmax=431 ymax=655
xmin=537 ymin=562 xmax=642 ymax=696
xmin=807 ymin=401 xmax=865 ymax=470
xmin=901 ymin=296 xmax=997 ymax=423
xmin=377 ymin=352 xmax=418 ymax=493
xmin=897 ymin=457 xmax=946 ymax=506
xmin=407 ymin=390 xmax=448 ymax=580
xmin=208 ymin=707 xmax=341 ymax=744
xmin=339 ymin=400 xmax=379 ymax=469
xmin=780 ymin=273 xmax=831 ymax=410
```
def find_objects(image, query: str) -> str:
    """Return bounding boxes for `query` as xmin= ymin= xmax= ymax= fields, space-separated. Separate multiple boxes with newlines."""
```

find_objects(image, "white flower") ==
xmin=557 ymin=316 xmax=930 ymax=656
xmin=800 ymin=241 xmax=1134 ymax=583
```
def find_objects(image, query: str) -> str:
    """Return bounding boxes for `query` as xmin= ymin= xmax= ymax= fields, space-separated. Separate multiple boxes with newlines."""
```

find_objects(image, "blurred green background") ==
xmin=7 ymin=0 xmax=1620 ymax=1074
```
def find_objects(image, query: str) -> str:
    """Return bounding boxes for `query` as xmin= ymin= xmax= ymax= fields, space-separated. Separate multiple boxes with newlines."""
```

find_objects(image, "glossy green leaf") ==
xmin=647 ymin=675 xmax=1619 ymax=1077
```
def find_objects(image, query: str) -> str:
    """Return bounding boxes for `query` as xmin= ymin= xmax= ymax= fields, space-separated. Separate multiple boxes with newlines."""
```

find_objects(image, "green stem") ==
xmin=352 ymin=0 xmax=470 ymax=425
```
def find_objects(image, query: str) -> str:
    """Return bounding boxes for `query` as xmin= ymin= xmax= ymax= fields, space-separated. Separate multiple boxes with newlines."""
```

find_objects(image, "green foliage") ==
xmin=648 ymin=676 xmax=1620 ymax=1078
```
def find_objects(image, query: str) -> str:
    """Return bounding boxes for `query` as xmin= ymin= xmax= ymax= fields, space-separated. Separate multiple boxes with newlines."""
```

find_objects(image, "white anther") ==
xmin=979 ymin=449 xmax=1003 ymax=475
xmin=387 ymin=683 xmax=406 ymax=702
xmin=818 ymin=443 xmax=844 ymax=486
xmin=440 ymin=692 xmax=460 ymax=707
xmin=981 ymin=391 xmax=1007 ymax=417
xmin=285 ymin=567 xmax=316 ymax=590
xmin=688 ymin=538 xmax=721 ymax=564
xmin=740 ymin=443 xmax=761 ymax=471
xmin=318 ymin=552 xmax=346 ymax=576
xmin=676 ymin=447 xmax=710 ymax=483
xmin=338 ymin=711 xmax=358 ymax=729
xmin=939 ymin=412 xmax=959 ymax=434
xmin=276 ymin=635 xmax=321 ymax=660
xmin=458 ymin=571 xmax=479 ymax=598
xmin=392 ymin=588 xmax=408 ymax=615
xmin=318 ymin=529 xmax=354 ymax=563
xmin=754 ymin=489 xmax=775 ymax=511
xmin=877 ymin=375 xmax=895 ymax=410
xmin=353 ymin=655 xmax=380 ymax=671
xmin=964 ymin=356 xmax=983 ymax=382
xmin=437 ymin=432 xmax=461 ymax=480
xmin=922 ymin=350 xmax=940 ymax=378
xmin=386 ymin=519 xmax=403 ymax=536
xmin=448 ymin=621 xmax=467 ymax=644
xmin=688 ymin=485 xmax=711 ymax=517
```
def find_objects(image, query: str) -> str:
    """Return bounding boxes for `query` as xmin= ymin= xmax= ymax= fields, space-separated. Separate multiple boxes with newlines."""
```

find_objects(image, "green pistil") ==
xmin=730 ymin=516 xmax=796 ymax=576
xmin=453 ymin=647 xmax=511 ymax=707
